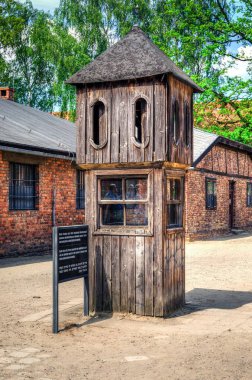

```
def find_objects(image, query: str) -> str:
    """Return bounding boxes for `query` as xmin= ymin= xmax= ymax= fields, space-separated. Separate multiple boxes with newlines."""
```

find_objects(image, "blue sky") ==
xmin=21 ymin=0 xmax=60 ymax=13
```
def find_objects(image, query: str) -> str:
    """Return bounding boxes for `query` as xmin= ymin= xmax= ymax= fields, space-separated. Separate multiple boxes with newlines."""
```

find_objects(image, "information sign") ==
xmin=57 ymin=225 xmax=88 ymax=283
xmin=52 ymin=225 xmax=89 ymax=333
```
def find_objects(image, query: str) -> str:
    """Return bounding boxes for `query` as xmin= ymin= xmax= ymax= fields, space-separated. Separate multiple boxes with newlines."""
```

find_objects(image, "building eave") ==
xmin=0 ymin=140 xmax=76 ymax=161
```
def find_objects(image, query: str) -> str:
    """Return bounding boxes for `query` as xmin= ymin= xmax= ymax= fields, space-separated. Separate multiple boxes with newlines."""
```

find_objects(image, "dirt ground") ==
xmin=0 ymin=234 xmax=252 ymax=380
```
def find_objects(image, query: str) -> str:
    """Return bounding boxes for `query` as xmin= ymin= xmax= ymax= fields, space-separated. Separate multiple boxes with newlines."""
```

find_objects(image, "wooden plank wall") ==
xmin=88 ymin=234 xmax=155 ymax=315
xmin=167 ymin=76 xmax=193 ymax=166
xmin=163 ymin=231 xmax=185 ymax=315
xmin=77 ymin=79 xmax=172 ymax=166
xmin=86 ymin=168 xmax=168 ymax=316
xmin=76 ymin=86 xmax=86 ymax=164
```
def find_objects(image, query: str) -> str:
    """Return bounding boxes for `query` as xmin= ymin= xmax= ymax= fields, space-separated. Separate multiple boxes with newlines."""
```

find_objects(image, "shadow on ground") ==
xmin=0 ymin=254 xmax=51 ymax=268
xmin=60 ymin=313 xmax=113 ymax=332
xmin=187 ymin=232 xmax=252 ymax=243
xmin=168 ymin=288 xmax=252 ymax=318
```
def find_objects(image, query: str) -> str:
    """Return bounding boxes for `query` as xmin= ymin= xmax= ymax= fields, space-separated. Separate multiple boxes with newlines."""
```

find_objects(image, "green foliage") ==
xmin=0 ymin=0 xmax=251 ymax=145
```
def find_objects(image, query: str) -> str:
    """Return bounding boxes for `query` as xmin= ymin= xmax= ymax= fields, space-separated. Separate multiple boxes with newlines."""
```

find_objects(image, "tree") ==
xmin=151 ymin=0 xmax=252 ymax=144
xmin=0 ymin=0 xmax=251 ymax=144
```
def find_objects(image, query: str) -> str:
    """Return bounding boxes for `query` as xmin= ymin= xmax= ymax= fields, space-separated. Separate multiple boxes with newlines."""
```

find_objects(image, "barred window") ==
xmin=247 ymin=183 xmax=252 ymax=207
xmin=206 ymin=178 xmax=217 ymax=209
xmin=167 ymin=177 xmax=184 ymax=228
xmin=98 ymin=176 xmax=148 ymax=227
xmin=76 ymin=170 xmax=85 ymax=209
xmin=9 ymin=163 xmax=38 ymax=210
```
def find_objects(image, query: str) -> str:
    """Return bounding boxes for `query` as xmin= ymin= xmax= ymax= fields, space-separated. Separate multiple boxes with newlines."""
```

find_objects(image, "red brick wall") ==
xmin=185 ymin=144 xmax=252 ymax=240
xmin=0 ymin=151 xmax=85 ymax=256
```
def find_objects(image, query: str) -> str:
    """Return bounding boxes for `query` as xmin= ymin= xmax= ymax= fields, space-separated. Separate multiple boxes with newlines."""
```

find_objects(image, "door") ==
xmin=229 ymin=181 xmax=235 ymax=229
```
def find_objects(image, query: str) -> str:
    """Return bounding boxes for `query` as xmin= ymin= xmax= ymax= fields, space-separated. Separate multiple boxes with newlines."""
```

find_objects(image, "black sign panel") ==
xmin=57 ymin=225 xmax=88 ymax=283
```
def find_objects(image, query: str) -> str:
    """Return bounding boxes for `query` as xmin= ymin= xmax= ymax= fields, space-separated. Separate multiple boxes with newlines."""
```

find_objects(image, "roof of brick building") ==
xmin=193 ymin=128 xmax=218 ymax=162
xmin=0 ymin=99 xmax=76 ymax=157
xmin=66 ymin=26 xmax=203 ymax=92
xmin=193 ymin=128 xmax=252 ymax=165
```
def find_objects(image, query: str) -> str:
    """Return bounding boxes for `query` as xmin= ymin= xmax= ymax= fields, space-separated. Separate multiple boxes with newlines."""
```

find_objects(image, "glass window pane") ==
xmin=167 ymin=204 xmax=182 ymax=227
xmin=101 ymin=179 xmax=122 ymax=200
xmin=167 ymin=179 xmax=181 ymax=201
xmin=126 ymin=204 xmax=148 ymax=226
xmin=126 ymin=178 xmax=147 ymax=200
xmin=248 ymin=183 xmax=251 ymax=196
xmin=76 ymin=170 xmax=85 ymax=209
xmin=213 ymin=182 xmax=217 ymax=196
xmin=207 ymin=180 xmax=212 ymax=195
xmin=101 ymin=204 xmax=123 ymax=225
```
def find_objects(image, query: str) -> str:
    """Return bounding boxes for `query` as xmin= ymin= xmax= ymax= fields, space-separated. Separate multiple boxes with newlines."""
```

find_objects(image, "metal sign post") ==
xmin=52 ymin=225 xmax=89 ymax=334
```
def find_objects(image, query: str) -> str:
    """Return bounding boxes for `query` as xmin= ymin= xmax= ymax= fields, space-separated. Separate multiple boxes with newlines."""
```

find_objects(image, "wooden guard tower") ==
xmin=67 ymin=27 xmax=203 ymax=316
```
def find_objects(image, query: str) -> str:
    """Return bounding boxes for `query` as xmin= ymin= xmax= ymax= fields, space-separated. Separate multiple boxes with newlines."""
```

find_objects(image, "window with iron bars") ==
xmin=9 ymin=163 xmax=39 ymax=210
xmin=206 ymin=178 xmax=217 ymax=210
xmin=76 ymin=170 xmax=85 ymax=209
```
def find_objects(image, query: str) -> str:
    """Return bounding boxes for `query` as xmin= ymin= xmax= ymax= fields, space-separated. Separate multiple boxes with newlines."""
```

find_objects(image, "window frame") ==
xmin=172 ymin=98 xmax=180 ymax=145
xmin=247 ymin=182 xmax=252 ymax=207
xmin=184 ymin=100 xmax=190 ymax=147
xmin=89 ymin=97 xmax=108 ymax=150
xmin=9 ymin=162 xmax=39 ymax=211
xmin=76 ymin=169 xmax=85 ymax=210
xmin=94 ymin=169 xmax=153 ymax=236
xmin=134 ymin=98 xmax=147 ymax=144
xmin=166 ymin=175 xmax=184 ymax=230
xmin=205 ymin=177 xmax=217 ymax=210
xmin=131 ymin=95 xmax=150 ymax=149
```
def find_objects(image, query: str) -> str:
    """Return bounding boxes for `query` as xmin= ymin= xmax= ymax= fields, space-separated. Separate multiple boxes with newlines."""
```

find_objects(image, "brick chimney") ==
xmin=0 ymin=87 xmax=14 ymax=101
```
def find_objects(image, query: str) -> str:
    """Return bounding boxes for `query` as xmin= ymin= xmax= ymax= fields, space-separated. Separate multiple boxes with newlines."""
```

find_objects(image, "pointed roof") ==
xmin=66 ymin=27 xmax=203 ymax=92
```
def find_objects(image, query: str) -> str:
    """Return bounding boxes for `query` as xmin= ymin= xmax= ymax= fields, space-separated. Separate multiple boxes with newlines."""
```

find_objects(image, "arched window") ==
xmin=172 ymin=99 xmax=180 ymax=144
xmin=135 ymin=98 xmax=147 ymax=144
xmin=184 ymin=101 xmax=190 ymax=147
xmin=93 ymin=101 xmax=105 ymax=146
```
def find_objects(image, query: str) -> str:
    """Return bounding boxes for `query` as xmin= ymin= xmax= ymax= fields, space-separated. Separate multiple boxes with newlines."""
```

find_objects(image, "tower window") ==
xmin=98 ymin=176 xmax=148 ymax=227
xmin=184 ymin=101 xmax=190 ymax=146
xmin=93 ymin=101 xmax=105 ymax=146
xmin=172 ymin=99 xmax=180 ymax=144
xmin=167 ymin=177 xmax=184 ymax=228
xmin=135 ymin=98 xmax=147 ymax=144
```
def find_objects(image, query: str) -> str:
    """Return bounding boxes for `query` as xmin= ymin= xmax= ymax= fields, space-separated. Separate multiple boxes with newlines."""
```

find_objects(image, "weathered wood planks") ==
xmin=85 ymin=168 xmax=186 ymax=317
xmin=76 ymin=76 xmax=193 ymax=168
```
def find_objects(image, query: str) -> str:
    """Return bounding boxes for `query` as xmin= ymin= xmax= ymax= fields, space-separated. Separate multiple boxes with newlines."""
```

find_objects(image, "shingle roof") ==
xmin=193 ymin=128 xmax=218 ymax=163
xmin=0 ymin=99 xmax=76 ymax=156
xmin=66 ymin=26 xmax=203 ymax=93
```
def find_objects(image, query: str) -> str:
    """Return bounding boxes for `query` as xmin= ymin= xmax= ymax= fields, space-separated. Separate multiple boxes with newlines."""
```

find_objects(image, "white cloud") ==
xmin=223 ymin=46 xmax=252 ymax=79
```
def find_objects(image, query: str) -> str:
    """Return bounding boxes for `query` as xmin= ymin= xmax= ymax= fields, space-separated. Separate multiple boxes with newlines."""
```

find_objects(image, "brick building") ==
xmin=185 ymin=129 xmax=252 ymax=240
xmin=0 ymin=96 xmax=84 ymax=256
